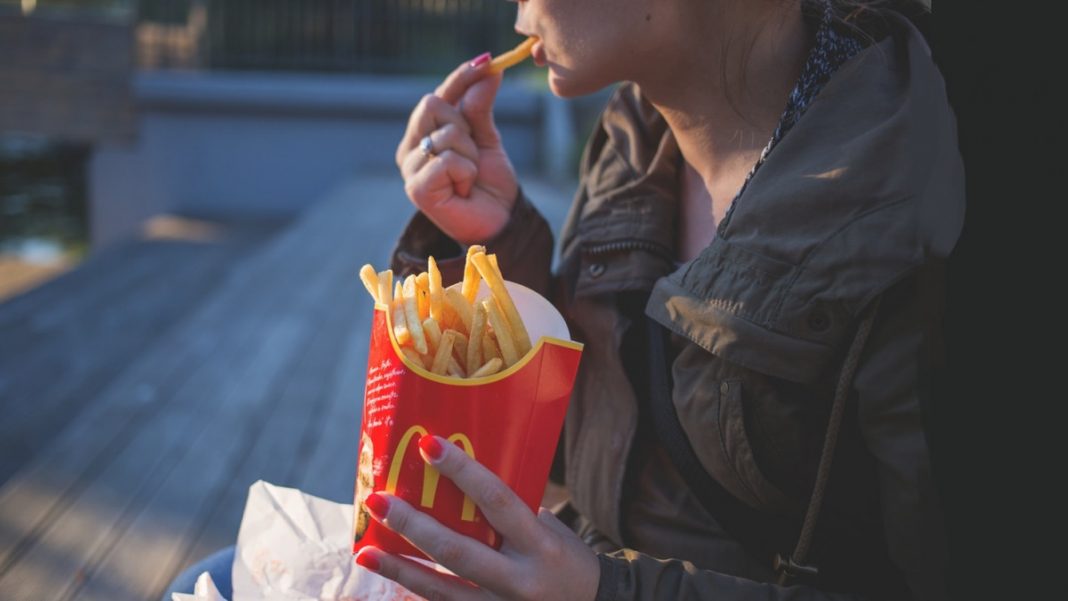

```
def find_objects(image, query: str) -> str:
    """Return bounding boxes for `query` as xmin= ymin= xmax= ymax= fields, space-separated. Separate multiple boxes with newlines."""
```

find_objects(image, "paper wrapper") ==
xmin=352 ymin=281 xmax=583 ymax=560
xmin=173 ymin=480 xmax=425 ymax=601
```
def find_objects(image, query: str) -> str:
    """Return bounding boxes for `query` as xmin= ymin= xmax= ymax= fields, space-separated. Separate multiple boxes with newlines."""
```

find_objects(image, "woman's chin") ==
xmin=548 ymin=69 xmax=600 ymax=99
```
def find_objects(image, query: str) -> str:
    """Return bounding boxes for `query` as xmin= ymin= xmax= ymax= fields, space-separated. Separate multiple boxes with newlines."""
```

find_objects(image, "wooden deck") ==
xmin=0 ymin=175 xmax=573 ymax=601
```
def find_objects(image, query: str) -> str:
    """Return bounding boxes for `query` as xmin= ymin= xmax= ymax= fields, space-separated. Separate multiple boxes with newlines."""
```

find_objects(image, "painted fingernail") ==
xmin=419 ymin=435 xmax=446 ymax=462
xmin=356 ymin=548 xmax=381 ymax=572
xmin=469 ymin=52 xmax=491 ymax=68
xmin=365 ymin=492 xmax=389 ymax=520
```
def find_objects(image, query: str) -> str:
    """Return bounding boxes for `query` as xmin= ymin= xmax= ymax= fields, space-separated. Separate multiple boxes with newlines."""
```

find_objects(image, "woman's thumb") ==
xmin=461 ymin=72 xmax=504 ymax=148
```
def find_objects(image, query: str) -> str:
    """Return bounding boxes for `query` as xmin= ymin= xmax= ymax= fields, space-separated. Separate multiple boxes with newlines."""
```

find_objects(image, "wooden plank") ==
xmin=79 ymin=183 xmax=405 ymax=601
xmin=0 ymin=178 xmax=408 ymax=601
xmin=0 ymin=219 xmax=331 ymax=597
xmin=0 ymin=228 xmax=277 ymax=484
xmin=175 ymin=274 xmax=369 ymax=576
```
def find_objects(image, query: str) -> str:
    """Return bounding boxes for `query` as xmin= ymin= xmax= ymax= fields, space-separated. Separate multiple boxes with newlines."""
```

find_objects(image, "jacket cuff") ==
xmin=594 ymin=554 xmax=626 ymax=601
xmin=390 ymin=187 xmax=552 ymax=293
xmin=390 ymin=211 xmax=466 ymax=285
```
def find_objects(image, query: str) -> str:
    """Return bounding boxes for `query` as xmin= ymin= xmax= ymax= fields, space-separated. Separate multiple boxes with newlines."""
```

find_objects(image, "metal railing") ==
xmin=135 ymin=0 xmax=524 ymax=75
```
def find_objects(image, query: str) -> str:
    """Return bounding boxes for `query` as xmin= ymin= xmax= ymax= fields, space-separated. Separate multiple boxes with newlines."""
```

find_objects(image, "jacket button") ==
xmin=720 ymin=382 xmax=729 ymax=396
xmin=587 ymin=263 xmax=606 ymax=278
xmin=807 ymin=309 xmax=831 ymax=332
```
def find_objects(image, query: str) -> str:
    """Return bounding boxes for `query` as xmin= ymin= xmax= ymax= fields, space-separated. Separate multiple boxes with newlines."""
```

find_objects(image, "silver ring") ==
xmin=419 ymin=135 xmax=436 ymax=158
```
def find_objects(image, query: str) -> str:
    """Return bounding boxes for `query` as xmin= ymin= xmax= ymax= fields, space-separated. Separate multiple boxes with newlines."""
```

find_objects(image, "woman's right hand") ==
xmin=395 ymin=55 xmax=519 ymax=246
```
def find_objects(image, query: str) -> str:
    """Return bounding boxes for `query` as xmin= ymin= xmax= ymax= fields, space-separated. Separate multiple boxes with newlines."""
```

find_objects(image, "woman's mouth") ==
xmin=532 ymin=38 xmax=547 ymax=67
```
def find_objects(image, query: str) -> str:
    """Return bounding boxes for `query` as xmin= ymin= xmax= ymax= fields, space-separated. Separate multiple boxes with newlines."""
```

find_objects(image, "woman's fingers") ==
xmin=418 ymin=436 xmax=542 ymax=553
xmin=356 ymin=547 xmax=483 ymax=601
xmin=403 ymin=150 xmax=478 ymax=201
xmin=364 ymin=494 xmax=515 ymax=592
xmin=434 ymin=53 xmax=492 ymax=105
xmin=396 ymin=94 xmax=471 ymax=168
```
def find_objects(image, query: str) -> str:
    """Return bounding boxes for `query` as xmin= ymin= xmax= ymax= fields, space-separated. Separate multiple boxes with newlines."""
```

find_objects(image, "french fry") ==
xmin=393 ymin=304 xmax=411 ymax=346
xmin=416 ymin=272 xmax=430 ymax=321
xmin=444 ymin=289 xmax=473 ymax=332
xmin=403 ymin=275 xmax=429 ymax=354
xmin=431 ymin=330 xmax=455 ymax=375
xmin=467 ymin=303 xmax=487 ymax=375
xmin=422 ymin=317 xmax=442 ymax=355
xmin=401 ymin=347 xmax=426 ymax=369
xmin=359 ymin=264 xmax=379 ymax=303
xmin=447 ymin=357 xmax=466 ymax=378
xmin=392 ymin=282 xmax=411 ymax=346
xmin=377 ymin=270 xmax=393 ymax=306
xmin=428 ymin=256 xmax=444 ymax=321
xmin=483 ymin=331 xmax=502 ymax=364
xmin=471 ymin=251 xmax=532 ymax=355
xmin=483 ymin=298 xmax=519 ymax=366
xmin=489 ymin=36 xmax=537 ymax=74
xmin=461 ymin=245 xmax=485 ymax=303
xmin=488 ymin=254 xmax=501 ymax=278
xmin=444 ymin=329 xmax=468 ymax=369
xmin=471 ymin=357 xmax=503 ymax=378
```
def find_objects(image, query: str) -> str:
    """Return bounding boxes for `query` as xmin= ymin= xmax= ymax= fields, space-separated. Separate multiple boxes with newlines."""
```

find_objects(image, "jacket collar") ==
xmin=645 ymin=12 xmax=964 ymax=382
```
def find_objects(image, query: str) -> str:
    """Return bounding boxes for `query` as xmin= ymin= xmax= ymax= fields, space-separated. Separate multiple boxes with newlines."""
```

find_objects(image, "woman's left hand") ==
xmin=355 ymin=435 xmax=600 ymax=601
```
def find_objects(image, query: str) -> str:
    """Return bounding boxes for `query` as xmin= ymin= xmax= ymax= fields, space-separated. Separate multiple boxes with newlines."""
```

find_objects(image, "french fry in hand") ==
xmin=489 ymin=36 xmax=537 ymax=74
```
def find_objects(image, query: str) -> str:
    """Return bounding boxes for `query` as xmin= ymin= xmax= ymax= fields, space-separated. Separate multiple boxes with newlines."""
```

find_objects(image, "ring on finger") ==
xmin=419 ymin=135 xmax=436 ymax=158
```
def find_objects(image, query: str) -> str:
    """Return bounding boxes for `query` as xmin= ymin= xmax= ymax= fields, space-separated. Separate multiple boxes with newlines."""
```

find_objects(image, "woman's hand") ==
xmin=355 ymin=435 xmax=600 ymax=601
xmin=396 ymin=55 xmax=519 ymax=246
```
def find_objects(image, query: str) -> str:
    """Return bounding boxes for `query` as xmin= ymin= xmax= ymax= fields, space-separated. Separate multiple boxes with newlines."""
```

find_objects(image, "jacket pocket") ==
xmin=670 ymin=341 xmax=805 ymax=515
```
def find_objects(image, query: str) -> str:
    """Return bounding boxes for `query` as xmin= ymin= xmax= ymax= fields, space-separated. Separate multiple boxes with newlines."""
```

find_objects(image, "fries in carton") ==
xmin=352 ymin=252 xmax=582 ymax=561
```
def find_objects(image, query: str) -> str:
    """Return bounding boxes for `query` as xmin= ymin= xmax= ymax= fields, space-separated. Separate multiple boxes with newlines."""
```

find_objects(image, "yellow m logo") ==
xmin=384 ymin=425 xmax=477 ymax=522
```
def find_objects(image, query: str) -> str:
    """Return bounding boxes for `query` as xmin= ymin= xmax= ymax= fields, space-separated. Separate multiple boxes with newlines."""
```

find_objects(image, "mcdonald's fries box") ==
xmin=352 ymin=281 xmax=583 ymax=560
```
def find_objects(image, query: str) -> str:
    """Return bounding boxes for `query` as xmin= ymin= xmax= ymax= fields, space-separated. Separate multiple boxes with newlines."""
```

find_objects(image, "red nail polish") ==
xmin=356 ymin=549 xmax=381 ymax=572
xmin=419 ymin=435 xmax=445 ymax=461
xmin=469 ymin=52 xmax=491 ymax=68
xmin=364 ymin=492 xmax=389 ymax=520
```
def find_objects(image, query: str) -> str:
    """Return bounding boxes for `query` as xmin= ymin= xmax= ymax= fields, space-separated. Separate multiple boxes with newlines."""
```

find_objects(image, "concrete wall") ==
xmin=89 ymin=71 xmax=549 ymax=248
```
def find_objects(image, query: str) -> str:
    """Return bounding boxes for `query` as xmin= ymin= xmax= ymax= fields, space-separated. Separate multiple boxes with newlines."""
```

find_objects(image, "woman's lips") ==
xmin=532 ymin=39 xmax=547 ymax=67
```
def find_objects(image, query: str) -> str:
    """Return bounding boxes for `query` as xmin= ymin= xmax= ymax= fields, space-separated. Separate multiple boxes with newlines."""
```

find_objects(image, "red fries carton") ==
xmin=352 ymin=281 xmax=582 ymax=560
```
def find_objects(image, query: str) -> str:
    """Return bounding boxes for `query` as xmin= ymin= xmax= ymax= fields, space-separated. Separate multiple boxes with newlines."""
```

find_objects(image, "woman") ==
xmin=163 ymin=0 xmax=958 ymax=598
xmin=368 ymin=0 xmax=961 ymax=599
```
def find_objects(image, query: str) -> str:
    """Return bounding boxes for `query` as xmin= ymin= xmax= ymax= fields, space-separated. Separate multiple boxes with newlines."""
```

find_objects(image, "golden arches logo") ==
xmin=384 ymin=425 xmax=477 ymax=522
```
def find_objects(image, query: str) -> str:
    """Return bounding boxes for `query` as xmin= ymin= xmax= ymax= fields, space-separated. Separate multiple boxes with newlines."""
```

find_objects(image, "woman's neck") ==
xmin=637 ymin=1 xmax=812 ymax=195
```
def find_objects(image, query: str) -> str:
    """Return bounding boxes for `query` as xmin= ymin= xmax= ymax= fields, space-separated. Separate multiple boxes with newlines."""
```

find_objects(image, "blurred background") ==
xmin=0 ymin=1 xmax=609 ymax=599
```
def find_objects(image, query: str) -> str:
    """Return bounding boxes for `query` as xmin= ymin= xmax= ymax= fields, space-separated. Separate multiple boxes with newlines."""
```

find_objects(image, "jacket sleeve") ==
xmin=595 ymin=552 xmax=862 ymax=601
xmin=390 ymin=187 xmax=554 ymax=297
xmin=593 ymin=270 xmax=949 ymax=601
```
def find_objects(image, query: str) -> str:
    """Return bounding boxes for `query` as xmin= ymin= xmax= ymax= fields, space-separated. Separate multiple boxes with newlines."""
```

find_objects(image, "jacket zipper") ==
xmin=582 ymin=239 xmax=673 ymax=259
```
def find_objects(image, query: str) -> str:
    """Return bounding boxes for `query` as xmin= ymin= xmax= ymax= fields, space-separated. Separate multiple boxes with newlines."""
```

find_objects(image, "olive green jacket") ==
xmin=393 ymin=11 xmax=962 ymax=601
